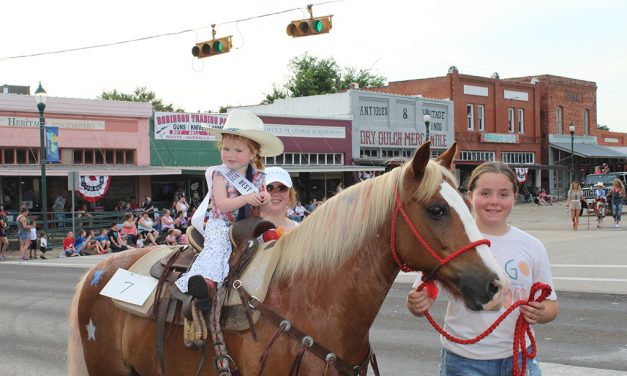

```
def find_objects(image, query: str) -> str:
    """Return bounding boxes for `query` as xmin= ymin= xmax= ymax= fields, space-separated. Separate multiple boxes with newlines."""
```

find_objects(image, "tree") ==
xmin=98 ymin=86 xmax=184 ymax=112
xmin=596 ymin=124 xmax=610 ymax=131
xmin=263 ymin=53 xmax=387 ymax=104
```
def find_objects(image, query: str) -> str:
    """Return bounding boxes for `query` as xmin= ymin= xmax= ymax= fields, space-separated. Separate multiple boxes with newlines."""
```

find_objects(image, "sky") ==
xmin=3 ymin=0 xmax=627 ymax=133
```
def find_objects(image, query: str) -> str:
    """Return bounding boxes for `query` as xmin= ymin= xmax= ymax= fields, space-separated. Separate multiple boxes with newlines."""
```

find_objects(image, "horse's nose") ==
xmin=487 ymin=279 xmax=500 ymax=299
xmin=482 ymin=278 xmax=506 ymax=311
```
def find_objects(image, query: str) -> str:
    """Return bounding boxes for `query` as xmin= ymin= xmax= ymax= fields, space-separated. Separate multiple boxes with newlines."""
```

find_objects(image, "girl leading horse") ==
xmin=68 ymin=142 xmax=510 ymax=375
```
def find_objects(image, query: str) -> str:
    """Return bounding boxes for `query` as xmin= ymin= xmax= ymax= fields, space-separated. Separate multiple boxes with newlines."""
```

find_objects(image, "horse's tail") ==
xmin=67 ymin=272 xmax=89 ymax=376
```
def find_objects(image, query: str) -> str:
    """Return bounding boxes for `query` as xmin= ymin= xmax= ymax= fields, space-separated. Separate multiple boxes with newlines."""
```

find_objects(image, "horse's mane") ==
xmin=273 ymin=160 xmax=457 ymax=280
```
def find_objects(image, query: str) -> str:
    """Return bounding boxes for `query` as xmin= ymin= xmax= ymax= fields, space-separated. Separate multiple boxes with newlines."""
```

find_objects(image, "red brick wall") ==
xmin=596 ymin=130 xmax=627 ymax=146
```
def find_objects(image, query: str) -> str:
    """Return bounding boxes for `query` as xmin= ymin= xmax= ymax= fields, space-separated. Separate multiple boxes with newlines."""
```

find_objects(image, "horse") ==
xmin=68 ymin=142 xmax=510 ymax=375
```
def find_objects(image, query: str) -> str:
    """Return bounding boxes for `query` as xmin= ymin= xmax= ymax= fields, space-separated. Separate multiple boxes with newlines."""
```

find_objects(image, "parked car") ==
xmin=581 ymin=172 xmax=627 ymax=212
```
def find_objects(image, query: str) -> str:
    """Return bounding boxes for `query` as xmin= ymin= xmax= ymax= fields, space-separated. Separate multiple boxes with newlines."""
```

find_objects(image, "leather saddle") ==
xmin=145 ymin=217 xmax=277 ymax=329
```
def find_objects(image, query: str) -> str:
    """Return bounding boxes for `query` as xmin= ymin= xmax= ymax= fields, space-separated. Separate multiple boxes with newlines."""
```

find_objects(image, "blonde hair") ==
xmin=467 ymin=162 xmax=518 ymax=194
xmin=570 ymin=181 xmax=581 ymax=191
xmin=613 ymin=178 xmax=626 ymax=195
xmin=217 ymin=134 xmax=264 ymax=170
xmin=274 ymin=160 xmax=457 ymax=280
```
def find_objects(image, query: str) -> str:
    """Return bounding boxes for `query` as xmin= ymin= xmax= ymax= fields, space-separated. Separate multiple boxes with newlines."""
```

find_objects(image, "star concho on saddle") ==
xmin=110 ymin=216 xmax=281 ymax=364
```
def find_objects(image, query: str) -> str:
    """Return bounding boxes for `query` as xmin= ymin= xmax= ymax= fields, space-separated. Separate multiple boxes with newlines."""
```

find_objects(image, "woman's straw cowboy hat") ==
xmin=204 ymin=109 xmax=284 ymax=157
xmin=594 ymin=182 xmax=604 ymax=188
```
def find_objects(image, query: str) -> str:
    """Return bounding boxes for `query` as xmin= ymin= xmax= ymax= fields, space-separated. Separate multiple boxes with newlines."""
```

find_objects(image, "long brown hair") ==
xmin=467 ymin=162 xmax=518 ymax=195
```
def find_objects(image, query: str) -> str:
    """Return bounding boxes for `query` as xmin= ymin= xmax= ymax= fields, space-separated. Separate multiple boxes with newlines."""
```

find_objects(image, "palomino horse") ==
xmin=68 ymin=142 xmax=510 ymax=375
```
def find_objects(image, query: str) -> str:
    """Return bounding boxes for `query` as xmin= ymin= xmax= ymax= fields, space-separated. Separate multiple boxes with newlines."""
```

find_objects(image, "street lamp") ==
xmin=423 ymin=113 xmax=431 ymax=143
xmin=569 ymin=122 xmax=575 ymax=183
xmin=35 ymin=82 xmax=48 ymax=232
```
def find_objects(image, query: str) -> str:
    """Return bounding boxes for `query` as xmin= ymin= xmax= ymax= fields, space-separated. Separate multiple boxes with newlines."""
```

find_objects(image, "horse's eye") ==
xmin=427 ymin=204 xmax=447 ymax=219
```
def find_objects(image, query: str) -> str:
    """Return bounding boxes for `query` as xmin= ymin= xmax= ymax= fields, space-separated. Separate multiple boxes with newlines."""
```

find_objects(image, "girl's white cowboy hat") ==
xmin=204 ymin=109 xmax=284 ymax=157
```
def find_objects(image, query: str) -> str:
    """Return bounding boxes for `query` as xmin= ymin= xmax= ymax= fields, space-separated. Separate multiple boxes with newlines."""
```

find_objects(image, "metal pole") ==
xmin=425 ymin=120 xmax=430 ymax=143
xmin=570 ymin=131 xmax=575 ymax=183
xmin=38 ymin=103 xmax=48 ymax=232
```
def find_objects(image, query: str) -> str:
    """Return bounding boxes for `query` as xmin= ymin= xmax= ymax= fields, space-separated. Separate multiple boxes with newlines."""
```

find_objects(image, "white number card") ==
xmin=100 ymin=269 xmax=158 ymax=306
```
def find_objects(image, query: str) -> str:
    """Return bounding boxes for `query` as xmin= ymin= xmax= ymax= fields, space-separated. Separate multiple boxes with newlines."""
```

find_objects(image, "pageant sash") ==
xmin=191 ymin=165 xmax=259 ymax=232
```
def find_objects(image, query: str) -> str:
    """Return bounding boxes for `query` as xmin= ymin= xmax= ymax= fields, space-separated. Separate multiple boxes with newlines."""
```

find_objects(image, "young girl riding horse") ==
xmin=175 ymin=109 xmax=284 ymax=305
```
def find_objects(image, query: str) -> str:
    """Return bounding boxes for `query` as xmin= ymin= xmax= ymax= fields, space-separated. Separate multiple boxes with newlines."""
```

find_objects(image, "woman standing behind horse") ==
xmin=607 ymin=178 xmax=625 ymax=228
xmin=260 ymin=167 xmax=299 ymax=233
xmin=567 ymin=181 xmax=582 ymax=230
xmin=175 ymin=109 xmax=283 ymax=306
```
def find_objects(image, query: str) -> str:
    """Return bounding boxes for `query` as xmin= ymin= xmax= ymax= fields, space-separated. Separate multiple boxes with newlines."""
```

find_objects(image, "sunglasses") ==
xmin=266 ymin=184 xmax=289 ymax=193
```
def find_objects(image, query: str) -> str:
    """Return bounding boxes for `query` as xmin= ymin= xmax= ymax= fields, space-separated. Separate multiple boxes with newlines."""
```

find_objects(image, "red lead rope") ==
xmin=416 ymin=281 xmax=552 ymax=376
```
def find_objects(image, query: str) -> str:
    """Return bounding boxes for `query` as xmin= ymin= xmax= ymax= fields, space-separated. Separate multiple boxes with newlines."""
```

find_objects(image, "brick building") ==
xmin=507 ymin=75 xmax=626 ymax=192
xmin=370 ymin=67 xmax=544 ymax=191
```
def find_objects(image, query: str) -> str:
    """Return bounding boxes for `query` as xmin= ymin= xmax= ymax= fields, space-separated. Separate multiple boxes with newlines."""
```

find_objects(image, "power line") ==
xmin=0 ymin=1 xmax=343 ymax=62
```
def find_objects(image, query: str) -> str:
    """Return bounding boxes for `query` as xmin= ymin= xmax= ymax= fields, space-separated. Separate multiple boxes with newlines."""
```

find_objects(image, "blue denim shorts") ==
xmin=440 ymin=347 xmax=542 ymax=376
xmin=18 ymin=230 xmax=30 ymax=241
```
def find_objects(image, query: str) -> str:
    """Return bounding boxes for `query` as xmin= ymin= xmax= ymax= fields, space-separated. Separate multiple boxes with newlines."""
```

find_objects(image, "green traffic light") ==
xmin=312 ymin=20 xmax=323 ymax=33
xmin=213 ymin=40 xmax=223 ymax=53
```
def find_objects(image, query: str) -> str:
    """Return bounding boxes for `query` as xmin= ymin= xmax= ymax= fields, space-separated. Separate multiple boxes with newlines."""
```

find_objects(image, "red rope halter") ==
xmin=391 ymin=188 xmax=553 ymax=376
xmin=390 ymin=188 xmax=490 ymax=273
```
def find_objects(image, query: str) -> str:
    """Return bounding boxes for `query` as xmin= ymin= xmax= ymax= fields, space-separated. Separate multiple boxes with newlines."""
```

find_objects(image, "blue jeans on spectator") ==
xmin=612 ymin=203 xmax=623 ymax=222
xmin=440 ymin=347 xmax=542 ymax=376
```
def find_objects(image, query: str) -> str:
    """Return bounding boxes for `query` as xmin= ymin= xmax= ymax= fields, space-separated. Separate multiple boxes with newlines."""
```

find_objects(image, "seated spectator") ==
xmin=137 ymin=211 xmax=158 ymax=246
xmin=135 ymin=233 xmax=145 ymax=248
xmin=602 ymin=163 xmax=610 ymax=174
xmin=97 ymin=229 xmax=110 ymax=251
xmin=63 ymin=231 xmax=79 ymax=257
xmin=535 ymin=189 xmax=553 ymax=206
xmin=108 ymin=223 xmax=128 ymax=252
xmin=77 ymin=203 xmax=92 ymax=218
xmin=174 ymin=211 xmax=188 ymax=232
xmin=165 ymin=229 xmax=178 ymax=246
xmin=74 ymin=229 xmax=87 ymax=256
xmin=293 ymin=201 xmax=310 ymax=222
xmin=83 ymin=229 xmax=106 ymax=255
xmin=160 ymin=209 xmax=182 ymax=238
xmin=121 ymin=213 xmax=139 ymax=245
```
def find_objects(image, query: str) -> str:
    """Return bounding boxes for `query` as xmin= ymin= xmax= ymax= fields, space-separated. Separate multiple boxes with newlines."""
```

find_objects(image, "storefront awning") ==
xmin=0 ymin=165 xmax=183 ymax=177
xmin=181 ymin=165 xmax=385 ymax=174
xmin=550 ymin=142 xmax=627 ymax=159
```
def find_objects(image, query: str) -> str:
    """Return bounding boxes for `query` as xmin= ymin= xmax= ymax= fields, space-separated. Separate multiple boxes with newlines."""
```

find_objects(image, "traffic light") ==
xmin=191 ymin=36 xmax=233 ymax=58
xmin=286 ymin=15 xmax=333 ymax=38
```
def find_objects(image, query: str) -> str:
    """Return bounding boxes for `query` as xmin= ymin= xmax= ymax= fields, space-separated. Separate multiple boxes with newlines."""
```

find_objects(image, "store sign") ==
xmin=351 ymin=93 xmax=454 ymax=157
xmin=154 ymin=112 xmax=227 ymax=141
xmin=0 ymin=117 xmax=105 ymax=130
xmin=264 ymin=124 xmax=345 ymax=138
xmin=481 ymin=133 xmax=518 ymax=143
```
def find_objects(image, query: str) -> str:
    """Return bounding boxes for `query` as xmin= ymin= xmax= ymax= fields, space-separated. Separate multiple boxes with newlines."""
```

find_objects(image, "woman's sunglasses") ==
xmin=266 ymin=184 xmax=289 ymax=193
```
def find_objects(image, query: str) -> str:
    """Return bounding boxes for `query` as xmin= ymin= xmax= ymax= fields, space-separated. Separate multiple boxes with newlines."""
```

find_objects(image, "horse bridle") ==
xmin=390 ymin=188 xmax=491 ymax=282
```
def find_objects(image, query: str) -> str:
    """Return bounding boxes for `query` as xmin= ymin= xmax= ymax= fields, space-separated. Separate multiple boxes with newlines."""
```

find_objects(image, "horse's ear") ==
xmin=410 ymin=141 xmax=431 ymax=179
xmin=436 ymin=142 xmax=457 ymax=170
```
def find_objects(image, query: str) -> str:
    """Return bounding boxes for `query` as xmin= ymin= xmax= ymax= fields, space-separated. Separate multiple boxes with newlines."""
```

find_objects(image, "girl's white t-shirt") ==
xmin=40 ymin=237 xmax=47 ymax=249
xmin=414 ymin=226 xmax=557 ymax=360
xmin=29 ymin=227 xmax=37 ymax=240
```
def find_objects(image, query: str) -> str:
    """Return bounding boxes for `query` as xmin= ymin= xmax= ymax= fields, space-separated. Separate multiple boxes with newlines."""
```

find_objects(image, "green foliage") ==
xmin=596 ymin=124 xmax=610 ymax=131
xmin=98 ymin=86 xmax=184 ymax=112
xmin=263 ymin=53 xmax=387 ymax=104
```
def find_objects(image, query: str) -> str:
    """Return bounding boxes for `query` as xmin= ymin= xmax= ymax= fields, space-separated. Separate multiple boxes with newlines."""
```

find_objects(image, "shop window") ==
xmin=508 ymin=108 xmax=515 ymax=132
xmin=556 ymin=106 xmax=563 ymax=133
xmin=334 ymin=154 xmax=343 ymax=164
xmin=284 ymin=154 xmax=293 ymax=164
xmin=275 ymin=155 xmax=284 ymax=164
xmin=125 ymin=150 xmax=134 ymax=164
xmin=467 ymin=104 xmax=474 ymax=130
xmin=116 ymin=150 xmax=124 ymax=164
xmin=518 ymin=109 xmax=524 ymax=133
xmin=74 ymin=149 xmax=83 ymax=164
xmin=105 ymin=150 xmax=114 ymax=164
xmin=310 ymin=154 xmax=318 ymax=165
xmin=28 ymin=148 xmax=39 ymax=164
xmin=477 ymin=104 xmax=485 ymax=131
xmin=16 ymin=149 xmax=27 ymax=164
xmin=4 ymin=149 xmax=14 ymax=164
xmin=95 ymin=150 xmax=104 ymax=164
xmin=85 ymin=150 xmax=94 ymax=164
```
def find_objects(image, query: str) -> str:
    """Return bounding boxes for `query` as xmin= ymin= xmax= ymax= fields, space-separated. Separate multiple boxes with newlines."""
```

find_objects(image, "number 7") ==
xmin=121 ymin=281 xmax=135 ymax=293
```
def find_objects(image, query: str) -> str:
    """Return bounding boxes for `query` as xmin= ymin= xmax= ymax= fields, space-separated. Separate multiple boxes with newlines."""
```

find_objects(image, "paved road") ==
xmin=0 ymin=202 xmax=626 ymax=375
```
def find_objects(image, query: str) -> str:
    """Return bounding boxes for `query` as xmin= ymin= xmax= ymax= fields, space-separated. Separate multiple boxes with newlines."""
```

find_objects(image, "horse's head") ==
xmin=395 ymin=142 xmax=510 ymax=311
